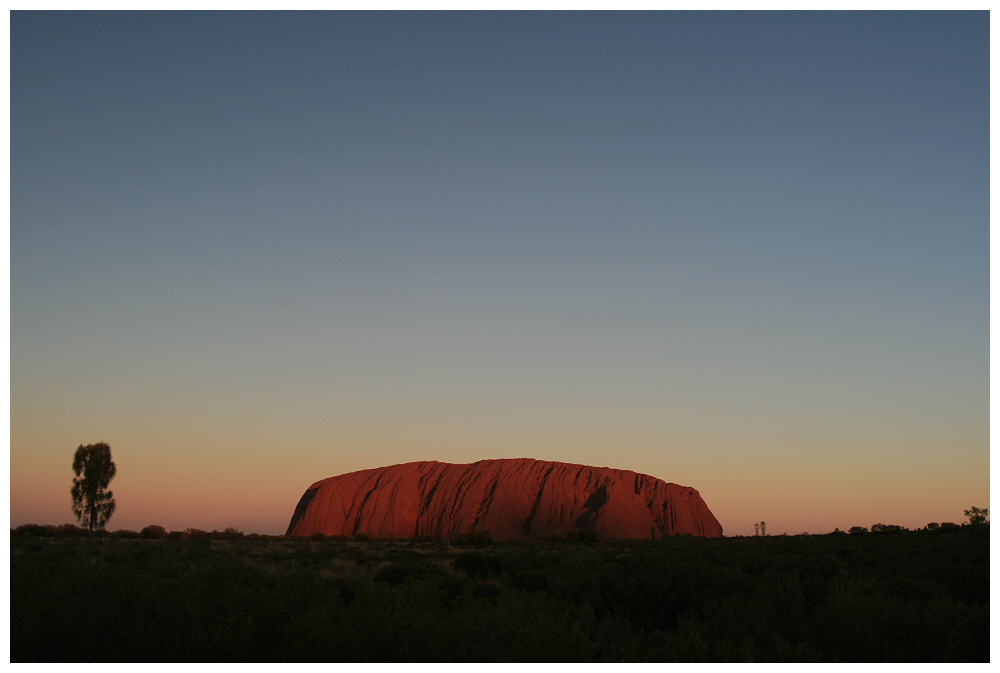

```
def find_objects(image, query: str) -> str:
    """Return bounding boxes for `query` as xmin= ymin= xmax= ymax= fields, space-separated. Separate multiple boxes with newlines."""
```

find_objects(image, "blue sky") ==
xmin=11 ymin=12 xmax=988 ymax=535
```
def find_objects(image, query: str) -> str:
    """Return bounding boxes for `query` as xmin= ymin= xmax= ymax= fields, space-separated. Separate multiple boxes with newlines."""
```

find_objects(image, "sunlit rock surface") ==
xmin=286 ymin=458 xmax=723 ymax=539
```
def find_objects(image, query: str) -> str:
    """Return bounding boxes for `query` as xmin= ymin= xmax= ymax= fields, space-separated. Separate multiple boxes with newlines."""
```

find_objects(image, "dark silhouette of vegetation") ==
xmin=10 ymin=524 xmax=987 ymax=662
xmin=14 ymin=523 xmax=56 ymax=536
xmin=140 ymin=525 xmax=168 ymax=539
xmin=549 ymin=528 xmax=600 ymax=542
xmin=70 ymin=443 xmax=117 ymax=565
xmin=220 ymin=527 xmax=245 ymax=540
xmin=963 ymin=506 xmax=988 ymax=525
xmin=455 ymin=530 xmax=493 ymax=545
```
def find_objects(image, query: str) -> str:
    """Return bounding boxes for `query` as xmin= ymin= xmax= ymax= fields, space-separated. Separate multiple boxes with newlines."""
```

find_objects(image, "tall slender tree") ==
xmin=71 ymin=442 xmax=117 ymax=565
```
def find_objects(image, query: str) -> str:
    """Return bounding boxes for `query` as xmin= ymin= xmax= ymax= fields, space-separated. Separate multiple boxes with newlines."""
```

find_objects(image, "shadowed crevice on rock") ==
xmin=575 ymin=485 xmax=609 ymax=529
xmin=285 ymin=487 xmax=319 ymax=536
xmin=523 ymin=462 xmax=557 ymax=535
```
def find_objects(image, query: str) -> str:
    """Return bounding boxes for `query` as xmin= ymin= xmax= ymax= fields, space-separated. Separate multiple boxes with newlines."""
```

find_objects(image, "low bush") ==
xmin=455 ymin=530 xmax=492 ymax=546
xmin=140 ymin=525 xmax=168 ymax=539
xmin=560 ymin=528 xmax=600 ymax=542
xmin=374 ymin=559 xmax=438 ymax=586
xmin=452 ymin=551 xmax=507 ymax=579
xmin=14 ymin=524 xmax=54 ymax=537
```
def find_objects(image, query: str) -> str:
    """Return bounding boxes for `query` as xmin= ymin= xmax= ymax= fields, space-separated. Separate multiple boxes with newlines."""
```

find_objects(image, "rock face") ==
xmin=286 ymin=458 xmax=723 ymax=539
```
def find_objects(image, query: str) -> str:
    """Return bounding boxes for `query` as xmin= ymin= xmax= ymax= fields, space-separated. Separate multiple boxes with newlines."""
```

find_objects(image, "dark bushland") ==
xmin=10 ymin=527 xmax=988 ymax=662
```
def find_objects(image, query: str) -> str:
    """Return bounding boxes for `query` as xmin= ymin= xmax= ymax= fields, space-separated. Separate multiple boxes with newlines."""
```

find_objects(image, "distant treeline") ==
xmin=12 ymin=523 xmax=275 ymax=540
xmin=11 ymin=523 xmax=988 ymax=662
xmin=10 ymin=523 xmax=501 ymax=543
xmin=9 ymin=520 xmax=974 ymax=541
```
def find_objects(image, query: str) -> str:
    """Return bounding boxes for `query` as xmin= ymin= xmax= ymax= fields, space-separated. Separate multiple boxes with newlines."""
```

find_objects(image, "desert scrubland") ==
xmin=10 ymin=525 xmax=988 ymax=662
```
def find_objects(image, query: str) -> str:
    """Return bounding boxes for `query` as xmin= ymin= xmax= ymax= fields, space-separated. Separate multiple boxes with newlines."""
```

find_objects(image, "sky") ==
xmin=10 ymin=11 xmax=989 ymax=536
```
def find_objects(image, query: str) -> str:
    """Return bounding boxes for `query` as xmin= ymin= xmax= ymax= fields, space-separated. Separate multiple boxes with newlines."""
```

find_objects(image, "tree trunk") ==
xmin=86 ymin=511 xmax=94 ymax=568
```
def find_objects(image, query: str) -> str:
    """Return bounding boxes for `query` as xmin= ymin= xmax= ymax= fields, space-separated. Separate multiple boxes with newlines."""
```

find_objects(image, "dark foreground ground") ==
xmin=10 ymin=526 xmax=988 ymax=662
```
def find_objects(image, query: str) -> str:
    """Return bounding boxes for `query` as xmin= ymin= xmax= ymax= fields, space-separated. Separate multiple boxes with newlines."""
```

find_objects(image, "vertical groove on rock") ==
xmin=353 ymin=472 xmax=385 ymax=534
xmin=522 ymin=463 xmax=557 ymax=534
xmin=470 ymin=477 xmax=500 ymax=529
xmin=420 ymin=468 xmax=447 ymax=516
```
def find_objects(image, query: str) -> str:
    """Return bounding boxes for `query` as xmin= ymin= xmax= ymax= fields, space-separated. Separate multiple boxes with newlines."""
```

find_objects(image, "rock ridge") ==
xmin=286 ymin=458 xmax=723 ymax=539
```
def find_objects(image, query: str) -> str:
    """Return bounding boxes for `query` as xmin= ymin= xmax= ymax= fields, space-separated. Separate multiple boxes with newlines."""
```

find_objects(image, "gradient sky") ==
xmin=10 ymin=11 xmax=988 ymax=536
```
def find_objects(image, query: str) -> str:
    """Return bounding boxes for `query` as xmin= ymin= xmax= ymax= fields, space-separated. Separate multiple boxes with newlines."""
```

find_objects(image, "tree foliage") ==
xmin=963 ymin=506 xmax=988 ymax=525
xmin=70 ymin=443 xmax=117 ymax=534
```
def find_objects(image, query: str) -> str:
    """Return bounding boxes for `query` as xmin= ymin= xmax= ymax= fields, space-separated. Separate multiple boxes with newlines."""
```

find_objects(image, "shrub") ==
xmin=848 ymin=526 xmax=867 ymax=535
xmin=870 ymin=523 xmax=906 ymax=534
xmin=925 ymin=522 xmax=940 ymax=531
xmin=14 ymin=524 xmax=54 ymax=536
xmin=374 ymin=559 xmax=434 ymax=585
xmin=470 ymin=579 xmax=503 ymax=599
xmin=112 ymin=529 xmax=139 ymax=538
xmin=570 ymin=528 xmax=600 ymax=542
xmin=964 ymin=506 xmax=988 ymax=525
xmin=166 ymin=530 xmax=184 ymax=540
xmin=309 ymin=532 xmax=327 ymax=541
xmin=452 ymin=551 xmax=506 ymax=578
xmin=412 ymin=535 xmax=443 ymax=544
xmin=140 ymin=525 xmax=168 ymax=539
xmin=54 ymin=524 xmax=82 ymax=537
xmin=937 ymin=522 xmax=961 ymax=533
xmin=455 ymin=530 xmax=493 ymax=545
xmin=183 ymin=528 xmax=208 ymax=540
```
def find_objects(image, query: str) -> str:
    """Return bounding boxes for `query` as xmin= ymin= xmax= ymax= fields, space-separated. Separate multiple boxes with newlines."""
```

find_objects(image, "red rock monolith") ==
xmin=286 ymin=458 xmax=723 ymax=539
